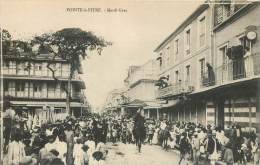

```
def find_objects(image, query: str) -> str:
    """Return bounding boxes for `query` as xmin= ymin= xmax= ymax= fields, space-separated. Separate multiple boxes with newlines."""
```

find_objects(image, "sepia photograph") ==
xmin=0 ymin=0 xmax=260 ymax=164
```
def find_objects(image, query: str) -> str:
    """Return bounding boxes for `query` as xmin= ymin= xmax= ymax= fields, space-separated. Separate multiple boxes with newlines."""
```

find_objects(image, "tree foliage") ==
xmin=2 ymin=28 xmax=110 ymax=113
xmin=33 ymin=28 xmax=111 ymax=79
xmin=2 ymin=29 xmax=34 ymax=56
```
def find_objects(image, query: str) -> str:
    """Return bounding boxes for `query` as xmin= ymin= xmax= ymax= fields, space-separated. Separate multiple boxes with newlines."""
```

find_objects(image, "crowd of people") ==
xmin=104 ymin=115 xmax=260 ymax=165
xmin=3 ymin=105 xmax=260 ymax=165
xmin=138 ymin=119 xmax=260 ymax=165
xmin=3 ymin=105 xmax=110 ymax=165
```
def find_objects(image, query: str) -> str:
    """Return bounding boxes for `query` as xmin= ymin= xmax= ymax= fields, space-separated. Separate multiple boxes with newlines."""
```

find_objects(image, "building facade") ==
xmin=202 ymin=2 xmax=260 ymax=133
xmin=154 ymin=1 xmax=260 ymax=136
xmin=155 ymin=4 xmax=212 ymax=123
xmin=123 ymin=59 xmax=160 ymax=118
xmin=102 ymin=88 xmax=128 ymax=116
xmin=3 ymin=53 xmax=87 ymax=124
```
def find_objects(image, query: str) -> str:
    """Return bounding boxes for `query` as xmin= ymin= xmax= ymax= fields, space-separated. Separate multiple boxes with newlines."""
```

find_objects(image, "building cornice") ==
xmin=129 ymin=79 xmax=157 ymax=89
xmin=154 ymin=4 xmax=209 ymax=52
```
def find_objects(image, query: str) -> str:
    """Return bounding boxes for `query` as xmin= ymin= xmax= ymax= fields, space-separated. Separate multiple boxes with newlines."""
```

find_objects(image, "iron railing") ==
xmin=157 ymin=80 xmax=194 ymax=98
xmin=201 ymin=52 xmax=260 ymax=88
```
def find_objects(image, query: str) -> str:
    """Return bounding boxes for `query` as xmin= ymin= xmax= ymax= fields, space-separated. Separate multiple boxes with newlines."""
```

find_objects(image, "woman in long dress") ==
xmin=244 ymin=47 xmax=253 ymax=77
xmin=168 ymin=129 xmax=176 ymax=149
xmin=152 ymin=126 xmax=159 ymax=145
xmin=8 ymin=129 xmax=26 ymax=165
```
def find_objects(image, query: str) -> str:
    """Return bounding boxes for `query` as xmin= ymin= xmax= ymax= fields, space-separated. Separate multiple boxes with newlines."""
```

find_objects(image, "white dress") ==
xmin=244 ymin=51 xmax=253 ymax=76
xmin=8 ymin=141 xmax=26 ymax=165
xmin=168 ymin=131 xmax=176 ymax=149
xmin=152 ymin=128 xmax=159 ymax=144
xmin=73 ymin=144 xmax=84 ymax=165
xmin=85 ymin=140 xmax=96 ymax=158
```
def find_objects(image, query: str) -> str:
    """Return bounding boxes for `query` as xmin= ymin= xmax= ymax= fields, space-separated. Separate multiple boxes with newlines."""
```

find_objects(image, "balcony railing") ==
xmin=157 ymin=80 xmax=194 ymax=98
xmin=201 ymin=52 xmax=260 ymax=88
xmin=2 ymin=67 xmax=82 ymax=81
xmin=4 ymin=91 xmax=82 ymax=100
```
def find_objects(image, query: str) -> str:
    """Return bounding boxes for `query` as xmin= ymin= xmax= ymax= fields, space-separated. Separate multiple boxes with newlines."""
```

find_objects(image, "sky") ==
xmin=1 ymin=0 xmax=202 ymax=111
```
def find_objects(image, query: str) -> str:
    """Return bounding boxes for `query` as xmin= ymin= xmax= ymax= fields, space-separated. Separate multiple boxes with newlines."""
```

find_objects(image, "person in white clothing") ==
xmin=73 ymin=138 xmax=84 ymax=165
xmin=85 ymin=135 xmax=96 ymax=162
xmin=8 ymin=129 xmax=26 ymax=165
xmin=244 ymin=47 xmax=253 ymax=77
xmin=44 ymin=135 xmax=57 ymax=152
xmin=56 ymin=135 xmax=67 ymax=163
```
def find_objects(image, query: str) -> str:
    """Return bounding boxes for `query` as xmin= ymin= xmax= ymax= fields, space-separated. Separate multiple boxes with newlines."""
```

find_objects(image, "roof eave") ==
xmin=154 ymin=4 xmax=209 ymax=53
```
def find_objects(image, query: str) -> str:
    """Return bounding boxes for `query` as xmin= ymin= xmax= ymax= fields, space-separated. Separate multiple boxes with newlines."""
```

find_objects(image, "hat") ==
xmin=19 ymin=156 xmax=37 ymax=165
xmin=49 ymin=149 xmax=59 ymax=157
xmin=92 ymin=151 xmax=103 ymax=160
xmin=82 ymin=144 xmax=89 ymax=151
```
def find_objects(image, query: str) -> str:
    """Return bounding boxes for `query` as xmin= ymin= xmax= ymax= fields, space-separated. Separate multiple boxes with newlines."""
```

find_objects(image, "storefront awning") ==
xmin=122 ymin=99 xmax=147 ymax=108
xmin=143 ymin=101 xmax=162 ymax=109
xmin=161 ymin=99 xmax=181 ymax=108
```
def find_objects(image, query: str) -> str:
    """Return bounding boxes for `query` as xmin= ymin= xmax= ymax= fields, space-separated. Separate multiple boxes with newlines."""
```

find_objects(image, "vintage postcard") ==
xmin=0 ymin=0 xmax=260 ymax=164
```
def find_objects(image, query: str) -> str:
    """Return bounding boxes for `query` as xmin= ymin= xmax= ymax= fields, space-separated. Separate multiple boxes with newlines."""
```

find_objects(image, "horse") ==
xmin=133 ymin=125 xmax=146 ymax=153
xmin=159 ymin=128 xmax=172 ymax=151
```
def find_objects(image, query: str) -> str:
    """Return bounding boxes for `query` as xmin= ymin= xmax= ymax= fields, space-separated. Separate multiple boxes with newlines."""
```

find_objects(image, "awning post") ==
xmin=157 ymin=108 xmax=159 ymax=120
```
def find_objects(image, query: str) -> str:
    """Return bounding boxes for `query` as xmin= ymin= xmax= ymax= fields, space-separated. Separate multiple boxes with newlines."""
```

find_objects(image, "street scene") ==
xmin=1 ymin=0 xmax=260 ymax=165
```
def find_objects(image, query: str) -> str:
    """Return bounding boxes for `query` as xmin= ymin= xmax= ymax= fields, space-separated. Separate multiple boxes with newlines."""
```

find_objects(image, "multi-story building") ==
xmin=123 ymin=59 xmax=160 ymax=118
xmin=103 ymin=88 xmax=128 ymax=115
xmin=201 ymin=2 xmax=260 ymax=134
xmin=155 ymin=1 xmax=260 ymax=136
xmin=3 ymin=52 xmax=86 ymax=123
xmin=154 ymin=4 xmax=212 ymax=123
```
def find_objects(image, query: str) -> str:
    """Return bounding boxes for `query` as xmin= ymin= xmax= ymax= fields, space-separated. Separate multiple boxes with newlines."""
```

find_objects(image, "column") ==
xmin=256 ymin=88 xmax=260 ymax=139
xmin=249 ymin=98 xmax=252 ymax=131
xmin=189 ymin=108 xmax=192 ymax=121
xmin=195 ymin=104 xmax=198 ymax=124
xmin=156 ymin=108 xmax=159 ymax=120
xmin=231 ymin=99 xmax=235 ymax=124
xmin=183 ymin=105 xmax=186 ymax=121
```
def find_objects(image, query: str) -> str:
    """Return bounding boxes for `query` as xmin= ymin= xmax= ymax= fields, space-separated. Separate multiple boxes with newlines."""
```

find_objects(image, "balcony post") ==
xmin=195 ymin=103 xmax=198 ymax=124
xmin=256 ymin=86 xmax=260 ymax=139
xmin=178 ymin=110 xmax=180 ymax=121
xmin=231 ymin=98 xmax=235 ymax=124
xmin=156 ymin=108 xmax=159 ymax=120
xmin=183 ymin=105 xmax=186 ymax=121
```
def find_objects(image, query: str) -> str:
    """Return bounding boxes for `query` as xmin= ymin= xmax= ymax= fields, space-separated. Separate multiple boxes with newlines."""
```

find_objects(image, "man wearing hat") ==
xmin=204 ymin=130 xmax=221 ymax=164
xmin=191 ymin=131 xmax=200 ymax=165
